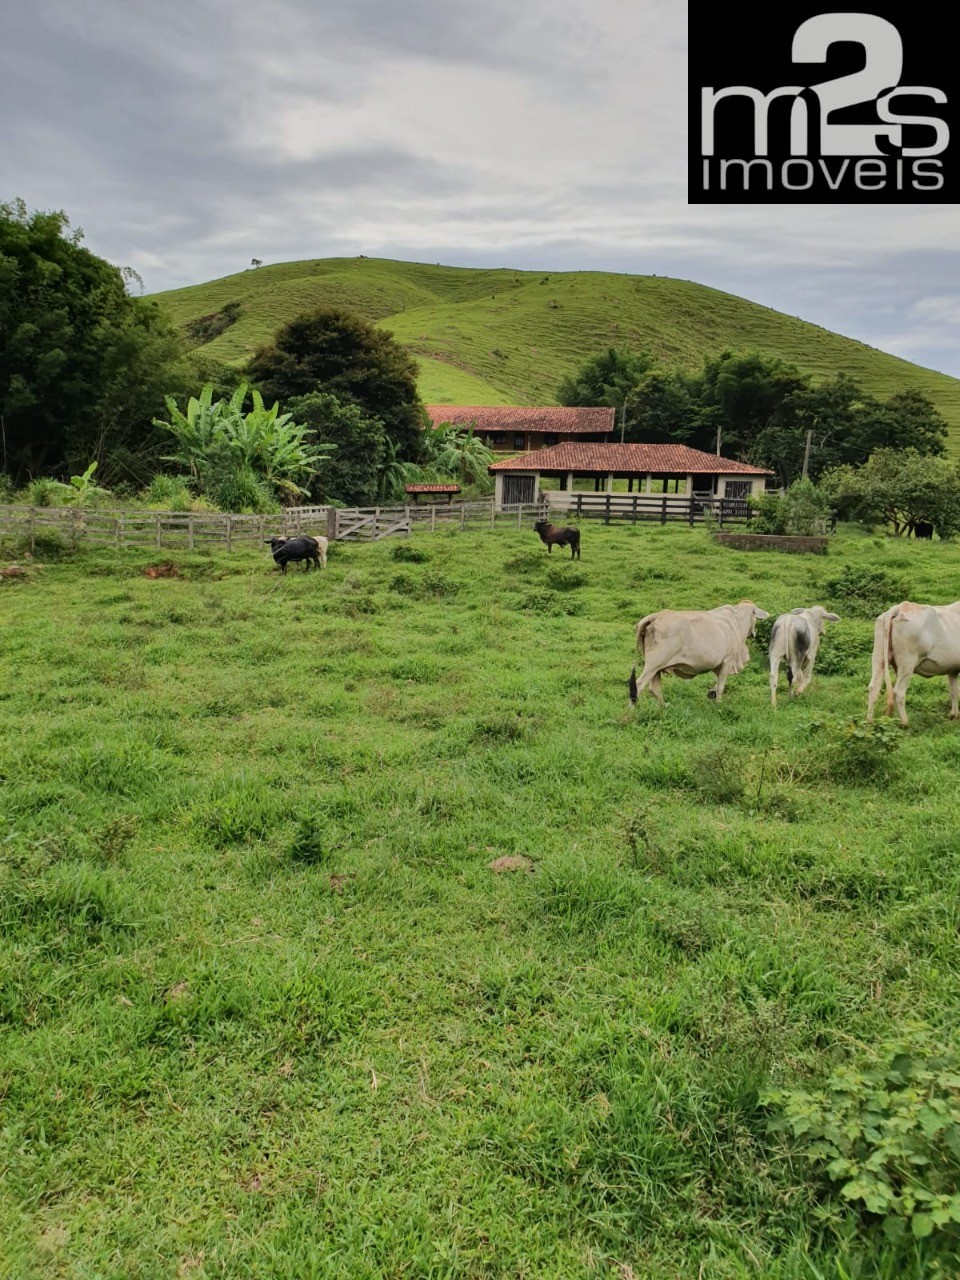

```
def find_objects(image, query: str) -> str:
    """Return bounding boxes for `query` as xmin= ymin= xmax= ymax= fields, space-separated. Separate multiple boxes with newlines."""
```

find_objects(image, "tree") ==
xmin=427 ymin=423 xmax=494 ymax=487
xmin=821 ymin=449 xmax=960 ymax=537
xmin=284 ymin=392 xmax=387 ymax=506
xmin=247 ymin=307 xmax=425 ymax=461
xmin=557 ymin=347 xmax=654 ymax=436
xmin=0 ymin=198 xmax=182 ymax=481
xmin=153 ymin=383 xmax=331 ymax=508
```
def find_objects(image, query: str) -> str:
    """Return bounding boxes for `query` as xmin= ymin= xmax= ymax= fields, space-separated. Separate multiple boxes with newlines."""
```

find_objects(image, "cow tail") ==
xmin=629 ymin=614 xmax=656 ymax=704
xmin=882 ymin=606 xmax=899 ymax=707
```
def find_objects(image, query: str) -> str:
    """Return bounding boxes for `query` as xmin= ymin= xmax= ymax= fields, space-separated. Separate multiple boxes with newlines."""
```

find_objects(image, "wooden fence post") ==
xmin=688 ymin=496 xmax=695 ymax=527
xmin=577 ymin=494 xmax=583 ymax=519
xmin=632 ymin=496 xmax=638 ymax=525
xmin=490 ymin=499 xmax=496 ymax=529
xmin=327 ymin=508 xmax=339 ymax=542
xmin=460 ymin=504 xmax=466 ymax=531
xmin=226 ymin=516 xmax=233 ymax=552
xmin=661 ymin=496 xmax=667 ymax=526
xmin=28 ymin=508 xmax=35 ymax=553
xmin=431 ymin=506 xmax=436 ymax=533
xmin=604 ymin=494 xmax=611 ymax=525
xmin=155 ymin=514 xmax=162 ymax=551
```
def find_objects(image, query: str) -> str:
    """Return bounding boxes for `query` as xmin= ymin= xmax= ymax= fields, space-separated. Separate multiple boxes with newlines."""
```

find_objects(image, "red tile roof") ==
xmin=488 ymin=442 xmax=774 ymax=475
xmin=424 ymin=405 xmax=615 ymax=434
xmin=404 ymin=483 xmax=461 ymax=493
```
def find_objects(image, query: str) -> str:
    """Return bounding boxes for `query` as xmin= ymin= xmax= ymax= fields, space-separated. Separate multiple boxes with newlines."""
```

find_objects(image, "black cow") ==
xmin=533 ymin=520 xmax=580 ymax=560
xmin=265 ymin=535 xmax=326 ymax=573
xmin=914 ymin=521 xmax=934 ymax=540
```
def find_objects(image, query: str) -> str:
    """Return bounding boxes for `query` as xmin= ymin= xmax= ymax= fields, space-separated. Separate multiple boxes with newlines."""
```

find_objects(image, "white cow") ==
xmin=768 ymin=606 xmax=839 ymax=706
xmin=866 ymin=600 xmax=960 ymax=726
xmin=628 ymin=601 xmax=769 ymax=705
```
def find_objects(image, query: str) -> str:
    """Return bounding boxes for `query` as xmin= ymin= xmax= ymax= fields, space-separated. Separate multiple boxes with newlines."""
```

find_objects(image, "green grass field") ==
xmin=151 ymin=257 xmax=960 ymax=444
xmin=3 ymin=524 xmax=960 ymax=1277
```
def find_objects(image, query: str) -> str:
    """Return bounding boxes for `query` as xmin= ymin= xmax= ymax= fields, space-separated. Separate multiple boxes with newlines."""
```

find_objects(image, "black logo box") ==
xmin=688 ymin=2 xmax=959 ymax=203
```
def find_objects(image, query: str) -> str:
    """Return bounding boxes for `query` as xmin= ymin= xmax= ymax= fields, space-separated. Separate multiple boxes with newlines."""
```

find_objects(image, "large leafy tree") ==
xmin=557 ymin=346 xmax=654 ymax=436
xmin=284 ymin=392 xmax=387 ymax=506
xmin=821 ymin=449 xmax=960 ymax=537
xmin=0 ymin=198 xmax=182 ymax=482
xmin=247 ymin=307 xmax=425 ymax=462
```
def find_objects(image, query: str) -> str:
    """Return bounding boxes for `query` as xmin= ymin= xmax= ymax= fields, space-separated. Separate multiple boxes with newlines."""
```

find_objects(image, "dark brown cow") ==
xmin=533 ymin=520 xmax=580 ymax=560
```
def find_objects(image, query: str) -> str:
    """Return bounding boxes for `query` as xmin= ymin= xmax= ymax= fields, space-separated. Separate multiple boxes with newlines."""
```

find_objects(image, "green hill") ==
xmin=152 ymin=256 xmax=960 ymax=442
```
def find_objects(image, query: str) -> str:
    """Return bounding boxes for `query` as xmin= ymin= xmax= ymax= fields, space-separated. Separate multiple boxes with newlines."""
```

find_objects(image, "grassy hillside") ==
xmin=3 ymin=524 xmax=960 ymax=1276
xmin=153 ymin=256 xmax=960 ymax=437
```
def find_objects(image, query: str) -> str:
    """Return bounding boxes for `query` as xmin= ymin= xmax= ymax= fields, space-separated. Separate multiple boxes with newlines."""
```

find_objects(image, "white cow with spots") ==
xmin=768 ymin=606 xmax=839 ymax=706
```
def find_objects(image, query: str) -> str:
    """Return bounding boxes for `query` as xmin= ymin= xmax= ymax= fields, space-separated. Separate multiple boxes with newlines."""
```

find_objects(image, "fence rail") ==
xmin=0 ymin=505 xmax=330 ymax=552
xmin=0 ymin=493 xmax=748 ymax=553
xmin=544 ymin=492 xmax=752 ymax=525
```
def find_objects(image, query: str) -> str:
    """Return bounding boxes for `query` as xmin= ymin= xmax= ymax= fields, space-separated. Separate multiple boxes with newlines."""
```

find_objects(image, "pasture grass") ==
xmin=2 ymin=523 xmax=960 ymax=1277
xmin=152 ymin=257 xmax=960 ymax=446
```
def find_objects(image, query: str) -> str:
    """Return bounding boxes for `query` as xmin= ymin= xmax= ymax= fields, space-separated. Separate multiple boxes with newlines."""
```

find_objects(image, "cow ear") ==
xmin=790 ymin=607 xmax=806 ymax=614
xmin=755 ymin=607 xmax=770 ymax=619
xmin=825 ymin=612 xmax=839 ymax=622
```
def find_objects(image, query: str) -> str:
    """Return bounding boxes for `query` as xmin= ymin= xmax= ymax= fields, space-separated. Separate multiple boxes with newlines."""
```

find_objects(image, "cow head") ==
xmin=738 ymin=601 xmax=769 ymax=637
xmin=265 ymin=537 xmax=288 ymax=552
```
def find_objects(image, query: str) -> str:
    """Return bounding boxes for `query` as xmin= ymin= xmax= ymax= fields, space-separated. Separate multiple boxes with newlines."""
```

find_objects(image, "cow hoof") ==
xmin=706 ymin=689 xmax=718 ymax=700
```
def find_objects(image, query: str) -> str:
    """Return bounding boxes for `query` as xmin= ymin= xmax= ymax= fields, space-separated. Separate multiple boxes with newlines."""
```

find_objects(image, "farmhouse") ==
xmin=424 ymin=405 xmax=615 ymax=454
xmin=489 ymin=442 xmax=775 ymax=511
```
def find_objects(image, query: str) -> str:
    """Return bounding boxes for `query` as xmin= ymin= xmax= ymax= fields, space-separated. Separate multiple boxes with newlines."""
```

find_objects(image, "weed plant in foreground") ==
xmin=2 ymin=525 xmax=960 ymax=1277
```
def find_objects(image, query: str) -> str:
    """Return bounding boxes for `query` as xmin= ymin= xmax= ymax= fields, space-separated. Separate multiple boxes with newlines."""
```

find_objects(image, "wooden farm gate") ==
xmin=328 ymin=508 xmax=413 ymax=541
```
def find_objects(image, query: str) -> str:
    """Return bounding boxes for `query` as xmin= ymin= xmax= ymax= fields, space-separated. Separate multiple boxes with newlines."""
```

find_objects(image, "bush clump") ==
xmin=763 ymin=1027 xmax=960 ymax=1244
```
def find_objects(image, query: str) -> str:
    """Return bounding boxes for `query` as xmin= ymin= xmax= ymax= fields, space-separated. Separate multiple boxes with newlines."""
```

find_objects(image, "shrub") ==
xmin=391 ymin=542 xmax=429 ymax=563
xmin=749 ymin=480 xmax=831 ymax=536
xmin=824 ymin=564 xmax=909 ymax=619
xmin=143 ymin=474 xmax=196 ymax=511
xmin=23 ymin=477 xmax=73 ymax=507
xmin=808 ymin=717 xmax=902 ymax=784
xmin=762 ymin=1028 xmax=960 ymax=1243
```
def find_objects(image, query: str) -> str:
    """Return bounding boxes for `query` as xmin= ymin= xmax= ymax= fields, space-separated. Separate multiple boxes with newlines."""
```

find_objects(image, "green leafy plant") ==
xmin=68 ymin=461 xmax=112 ymax=506
xmin=763 ymin=1029 xmax=960 ymax=1242
xmin=808 ymin=717 xmax=902 ymax=784
xmin=824 ymin=564 xmax=909 ymax=619
xmin=153 ymin=382 xmax=331 ymax=509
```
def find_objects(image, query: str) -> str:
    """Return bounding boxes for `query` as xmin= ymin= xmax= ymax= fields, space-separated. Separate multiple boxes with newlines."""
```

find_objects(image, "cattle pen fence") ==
xmin=0 ymin=500 xmax=548 ymax=552
xmin=0 ymin=492 xmax=753 ymax=554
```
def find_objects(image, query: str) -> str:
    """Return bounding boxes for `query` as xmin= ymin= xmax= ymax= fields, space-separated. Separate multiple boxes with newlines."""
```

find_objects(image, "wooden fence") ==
xmin=0 ymin=505 xmax=333 ymax=552
xmin=544 ymin=491 xmax=752 ymax=525
xmin=0 ymin=501 xmax=548 ymax=551
xmin=0 ymin=494 xmax=757 ymax=552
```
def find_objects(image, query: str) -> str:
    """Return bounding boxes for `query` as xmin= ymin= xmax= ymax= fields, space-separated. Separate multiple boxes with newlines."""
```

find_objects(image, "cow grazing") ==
xmin=628 ymin=600 xmax=769 ymax=705
xmin=533 ymin=520 xmax=580 ymax=560
xmin=265 ymin=534 xmax=328 ymax=573
xmin=768 ymin=606 xmax=839 ymax=706
xmin=866 ymin=600 xmax=960 ymax=725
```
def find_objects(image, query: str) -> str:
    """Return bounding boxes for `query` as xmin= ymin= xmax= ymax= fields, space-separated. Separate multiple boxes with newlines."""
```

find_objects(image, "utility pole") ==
xmin=715 ymin=425 xmax=721 ymax=456
xmin=801 ymin=428 xmax=813 ymax=480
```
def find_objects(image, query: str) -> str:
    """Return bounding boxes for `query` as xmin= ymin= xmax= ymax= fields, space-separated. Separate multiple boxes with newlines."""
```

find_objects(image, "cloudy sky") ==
xmin=3 ymin=0 xmax=960 ymax=377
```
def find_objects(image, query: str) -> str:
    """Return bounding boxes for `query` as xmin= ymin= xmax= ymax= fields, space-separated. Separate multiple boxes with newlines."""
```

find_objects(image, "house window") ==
xmin=491 ymin=433 xmax=508 ymax=448
xmin=725 ymin=480 xmax=752 ymax=500
xmin=544 ymin=433 xmax=558 ymax=446
xmin=514 ymin=433 xmax=525 ymax=450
